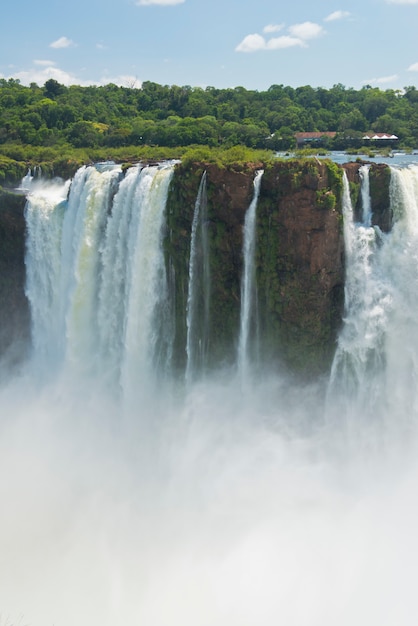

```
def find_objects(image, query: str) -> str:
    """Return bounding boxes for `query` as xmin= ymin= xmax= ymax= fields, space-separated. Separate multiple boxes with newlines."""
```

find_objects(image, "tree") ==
xmin=43 ymin=79 xmax=65 ymax=99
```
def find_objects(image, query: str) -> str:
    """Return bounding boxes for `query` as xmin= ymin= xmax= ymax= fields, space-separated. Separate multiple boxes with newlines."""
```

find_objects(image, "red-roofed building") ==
xmin=295 ymin=131 xmax=337 ymax=148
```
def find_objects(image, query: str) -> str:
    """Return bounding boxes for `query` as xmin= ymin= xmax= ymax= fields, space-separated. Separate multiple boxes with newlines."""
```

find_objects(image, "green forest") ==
xmin=1 ymin=77 xmax=418 ymax=182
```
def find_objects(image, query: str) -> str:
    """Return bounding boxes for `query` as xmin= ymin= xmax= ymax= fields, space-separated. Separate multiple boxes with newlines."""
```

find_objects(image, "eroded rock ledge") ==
xmin=0 ymin=159 xmax=392 ymax=377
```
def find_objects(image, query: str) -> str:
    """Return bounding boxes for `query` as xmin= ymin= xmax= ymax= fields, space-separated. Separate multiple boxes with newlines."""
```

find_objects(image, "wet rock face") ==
xmin=166 ymin=163 xmax=257 ymax=369
xmin=0 ymin=159 xmax=361 ymax=378
xmin=0 ymin=190 xmax=30 ymax=365
xmin=256 ymin=160 xmax=344 ymax=376
xmin=167 ymin=159 xmax=345 ymax=377
xmin=343 ymin=161 xmax=392 ymax=232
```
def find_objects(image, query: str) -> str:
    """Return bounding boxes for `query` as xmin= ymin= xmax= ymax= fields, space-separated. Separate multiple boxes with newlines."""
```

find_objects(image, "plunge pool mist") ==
xmin=2 ymin=163 xmax=418 ymax=626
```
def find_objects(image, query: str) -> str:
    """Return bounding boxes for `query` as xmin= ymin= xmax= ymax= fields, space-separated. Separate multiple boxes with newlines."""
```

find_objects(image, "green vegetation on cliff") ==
xmin=1 ymin=77 xmax=418 ymax=184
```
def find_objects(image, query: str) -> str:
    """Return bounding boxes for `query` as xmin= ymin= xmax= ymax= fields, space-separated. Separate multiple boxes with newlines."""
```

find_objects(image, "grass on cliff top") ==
xmin=0 ymin=143 xmax=278 ymax=183
xmin=0 ymin=141 xmax=350 ymax=185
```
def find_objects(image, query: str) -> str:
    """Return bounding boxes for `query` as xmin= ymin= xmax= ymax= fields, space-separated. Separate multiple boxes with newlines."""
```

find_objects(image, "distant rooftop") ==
xmin=362 ymin=133 xmax=398 ymax=140
xmin=295 ymin=132 xmax=337 ymax=140
xmin=294 ymin=131 xmax=337 ymax=147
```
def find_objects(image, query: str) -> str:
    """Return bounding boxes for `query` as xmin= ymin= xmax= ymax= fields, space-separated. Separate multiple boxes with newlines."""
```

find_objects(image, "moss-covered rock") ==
xmin=256 ymin=159 xmax=344 ymax=377
xmin=369 ymin=163 xmax=391 ymax=232
xmin=0 ymin=189 xmax=30 ymax=364
xmin=165 ymin=161 xmax=257 ymax=370
xmin=165 ymin=158 xmax=346 ymax=378
xmin=342 ymin=161 xmax=391 ymax=231
xmin=0 ymin=158 xmax=356 ymax=379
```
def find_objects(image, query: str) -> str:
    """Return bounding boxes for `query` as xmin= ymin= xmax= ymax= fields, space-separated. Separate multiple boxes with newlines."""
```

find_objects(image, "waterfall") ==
xmin=24 ymin=162 xmax=175 ymax=396
xmin=328 ymin=169 xmax=388 ymax=422
xmin=120 ymin=164 xmax=174 ymax=402
xmin=97 ymin=165 xmax=144 ymax=385
xmin=329 ymin=164 xmax=418 ymax=431
xmin=25 ymin=178 xmax=71 ymax=368
xmin=185 ymin=170 xmax=210 ymax=382
xmin=382 ymin=165 xmax=418 ymax=420
xmin=18 ymin=168 xmax=34 ymax=192
xmin=9 ymin=161 xmax=418 ymax=626
xmin=359 ymin=163 xmax=372 ymax=225
xmin=237 ymin=169 xmax=264 ymax=379
xmin=61 ymin=165 xmax=122 ymax=374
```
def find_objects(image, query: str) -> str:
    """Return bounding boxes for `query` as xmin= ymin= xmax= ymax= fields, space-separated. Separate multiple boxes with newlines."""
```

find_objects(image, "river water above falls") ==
xmin=2 ymin=162 xmax=418 ymax=626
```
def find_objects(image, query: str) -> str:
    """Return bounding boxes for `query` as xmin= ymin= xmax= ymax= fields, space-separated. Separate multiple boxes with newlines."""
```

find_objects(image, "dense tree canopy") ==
xmin=0 ymin=77 xmax=417 ymax=152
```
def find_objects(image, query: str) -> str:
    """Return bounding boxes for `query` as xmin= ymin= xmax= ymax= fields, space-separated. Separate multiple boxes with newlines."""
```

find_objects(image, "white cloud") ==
xmin=386 ymin=0 xmax=418 ymax=4
xmin=50 ymin=36 xmax=75 ymax=49
xmin=235 ymin=33 xmax=267 ymax=52
xmin=288 ymin=21 xmax=325 ymax=40
xmin=136 ymin=0 xmax=184 ymax=5
xmin=236 ymin=20 xmax=324 ymax=53
xmin=362 ymin=74 xmax=399 ymax=85
xmin=408 ymin=62 xmax=418 ymax=71
xmin=267 ymin=36 xmax=306 ymax=50
xmin=324 ymin=10 xmax=351 ymax=21
xmin=2 ymin=64 xmax=141 ymax=88
xmin=10 ymin=66 xmax=81 ymax=86
xmin=263 ymin=23 xmax=284 ymax=33
xmin=34 ymin=59 xmax=56 ymax=67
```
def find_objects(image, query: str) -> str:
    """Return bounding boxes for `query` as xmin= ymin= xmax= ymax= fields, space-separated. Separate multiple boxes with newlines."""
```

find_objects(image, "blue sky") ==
xmin=1 ymin=0 xmax=418 ymax=91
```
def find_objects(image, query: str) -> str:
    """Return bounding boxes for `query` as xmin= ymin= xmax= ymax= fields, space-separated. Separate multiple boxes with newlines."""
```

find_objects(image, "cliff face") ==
xmin=343 ymin=161 xmax=392 ymax=231
xmin=0 ymin=190 xmax=30 ymax=365
xmin=166 ymin=162 xmax=259 ymax=370
xmin=167 ymin=159 xmax=345 ymax=376
xmin=0 ymin=159 xmax=391 ymax=378
xmin=256 ymin=160 xmax=344 ymax=376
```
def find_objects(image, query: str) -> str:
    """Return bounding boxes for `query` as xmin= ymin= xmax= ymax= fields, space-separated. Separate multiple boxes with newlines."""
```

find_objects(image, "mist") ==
xmin=1 ymin=362 xmax=418 ymax=626
xmin=2 ymin=163 xmax=418 ymax=626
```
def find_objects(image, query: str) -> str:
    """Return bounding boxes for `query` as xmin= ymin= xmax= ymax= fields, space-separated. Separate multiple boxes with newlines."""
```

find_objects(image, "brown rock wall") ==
xmin=0 ymin=190 xmax=30 ymax=365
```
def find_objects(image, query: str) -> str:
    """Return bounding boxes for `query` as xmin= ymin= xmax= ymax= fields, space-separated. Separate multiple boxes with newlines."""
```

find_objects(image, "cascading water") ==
xmin=237 ymin=169 xmax=264 ymax=380
xmin=25 ymin=177 xmax=71 ymax=368
xmin=25 ymin=162 xmax=174 ymax=396
xmin=61 ymin=165 xmax=122 ymax=375
xmin=359 ymin=163 xmax=372 ymax=225
xmin=118 ymin=164 xmax=174 ymax=403
xmin=382 ymin=165 xmax=418 ymax=422
xmin=5 ymin=162 xmax=418 ymax=626
xmin=185 ymin=170 xmax=210 ymax=382
xmin=328 ymin=164 xmax=418 ymax=445
xmin=327 ymin=168 xmax=389 ymax=420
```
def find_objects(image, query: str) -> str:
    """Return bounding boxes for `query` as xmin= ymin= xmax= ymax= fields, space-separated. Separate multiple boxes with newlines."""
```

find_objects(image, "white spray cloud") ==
xmin=2 ymin=358 xmax=418 ymax=626
xmin=5 ymin=165 xmax=418 ymax=626
xmin=408 ymin=62 xmax=418 ymax=71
